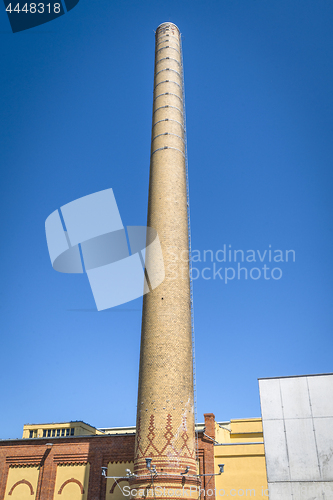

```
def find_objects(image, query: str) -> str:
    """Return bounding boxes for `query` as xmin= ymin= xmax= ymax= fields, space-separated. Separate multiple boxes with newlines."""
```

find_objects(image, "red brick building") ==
xmin=0 ymin=414 xmax=216 ymax=500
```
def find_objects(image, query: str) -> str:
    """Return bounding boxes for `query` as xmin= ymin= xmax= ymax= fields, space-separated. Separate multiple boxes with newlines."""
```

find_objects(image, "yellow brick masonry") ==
xmin=131 ymin=23 xmax=199 ymax=500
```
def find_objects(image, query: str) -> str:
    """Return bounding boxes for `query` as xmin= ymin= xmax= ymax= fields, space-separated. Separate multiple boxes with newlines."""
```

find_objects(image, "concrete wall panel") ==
xmin=313 ymin=417 xmax=333 ymax=480
xmin=284 ymin=418 xmax=321 ymax=481
xmin=291 ymin=481 xmax=324 ymax=500
xmin=322 ymin=481 xmax=333 ymax=497
xmin=308 ymin=375 xmax=333 ymax=417
xmin=259 ymin=379 xmax=283 ymax=420
xmin=280 ymin=377 xmax=312 ymax=419
xmin=261 ymin=419 xmax=290 ymax=481
xmin=268 ymin=482 xmax=292 ymax=499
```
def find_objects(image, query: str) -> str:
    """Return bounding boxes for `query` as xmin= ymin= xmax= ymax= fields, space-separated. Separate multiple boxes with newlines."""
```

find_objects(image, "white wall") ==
xmin=259 ymin=374 xmax=333 ymax=500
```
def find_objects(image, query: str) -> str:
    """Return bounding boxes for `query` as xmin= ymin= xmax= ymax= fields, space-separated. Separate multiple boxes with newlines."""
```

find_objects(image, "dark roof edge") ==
xmin=0 ymin=433 xmax=134 ymax=445
xmin=258 ymin=372 xmax=333 ymax=381
xmin=23 ymin=420 xmax=96 ymax=428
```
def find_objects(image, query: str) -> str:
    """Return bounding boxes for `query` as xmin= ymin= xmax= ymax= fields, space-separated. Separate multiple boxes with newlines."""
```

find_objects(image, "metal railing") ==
xmin=180 ymin=32 xmax=199 ymax=463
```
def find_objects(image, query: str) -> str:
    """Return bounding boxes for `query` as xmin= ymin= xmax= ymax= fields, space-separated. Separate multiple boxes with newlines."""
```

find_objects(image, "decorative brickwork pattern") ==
xmin=160 ymin=414 xmax=174 ymax=455
xmin=54 ymin=452 xmax=89 ymax=465
xmin=143 ymin=415 xmax=159 ymax=456
xmin=8 ymin=479 xmax=34 ymax=496
xmin=180 ymin=416 xmax=194 ymax=458
xmin=58 ymin=478 xmax=84 ymax=494
xmin=6 ymin=454 xmax=44 ymax=466
xmin=109 ymin=479 xmax=129 ymax=494
xmin=135 ymin=417 xmax=144 ymax=459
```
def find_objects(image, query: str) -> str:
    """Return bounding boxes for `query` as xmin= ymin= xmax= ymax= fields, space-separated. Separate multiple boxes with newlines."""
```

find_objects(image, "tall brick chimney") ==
xmin=131 ymin=22 xmax=199 ymax=499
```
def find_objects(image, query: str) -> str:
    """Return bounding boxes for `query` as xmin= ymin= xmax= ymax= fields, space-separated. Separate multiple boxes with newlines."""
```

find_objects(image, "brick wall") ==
xmin=0 ymin=426 xmax=215 ymax=500
xmin=197 ymin=414 xmax=216 ymax=500
xmin=0 ymin=434 xmax=134 ymax=500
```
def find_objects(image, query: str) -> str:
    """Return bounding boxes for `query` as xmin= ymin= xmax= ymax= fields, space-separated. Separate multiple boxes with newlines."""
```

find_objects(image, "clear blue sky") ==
xmin=1 ymin=0 xmax=332 ymax=440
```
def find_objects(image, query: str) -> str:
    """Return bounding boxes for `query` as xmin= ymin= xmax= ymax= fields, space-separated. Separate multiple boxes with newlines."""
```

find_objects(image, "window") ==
xmin=32 ymin=426 xmax=76 ymax=438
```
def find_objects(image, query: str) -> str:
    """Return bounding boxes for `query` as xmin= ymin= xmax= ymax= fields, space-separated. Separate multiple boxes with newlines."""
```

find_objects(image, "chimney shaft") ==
xmin=131 ymin=22 xmax=198 ymax=499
